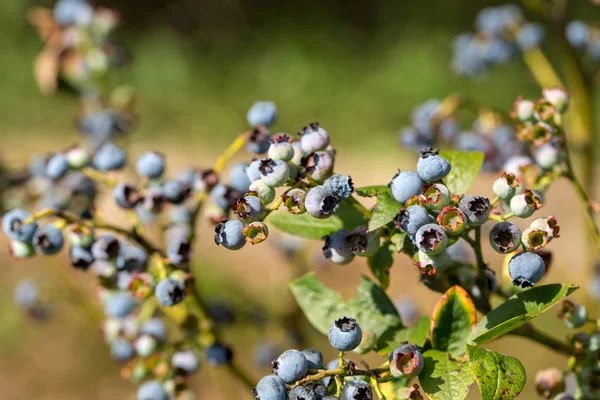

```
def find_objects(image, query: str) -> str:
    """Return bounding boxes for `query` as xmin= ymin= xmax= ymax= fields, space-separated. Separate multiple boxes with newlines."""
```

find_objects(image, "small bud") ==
xmin=243 ymin=221 xmax=269 ymax=244
xmin=533 ymin=100 xmax=557 ymax=122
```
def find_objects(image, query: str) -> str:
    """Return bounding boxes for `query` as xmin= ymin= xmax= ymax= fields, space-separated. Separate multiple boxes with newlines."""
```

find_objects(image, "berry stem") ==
xmin=334 ymin=374 xmax=343 ymax=397
xmin=346 ymin=196 xmax=372 ymax=220
xmin=370 ymin=374 xmax=387 ymax=400
xmin=510 ymin=324 xmax=574 ymax=355
xmin=464 ymin=227 xmax=491 ymax=312
xmin=521 ymin=48 xmax=565 ymax=89
xmin=214 ymin=132 xmax=251 ymax=174
xmin=80 ymin=167 xmax=117 ymax=187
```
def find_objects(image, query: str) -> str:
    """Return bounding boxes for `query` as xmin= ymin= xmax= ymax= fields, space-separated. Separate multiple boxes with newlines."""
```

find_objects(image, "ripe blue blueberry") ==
xmin=211 ymin=184 xmax=242 ymax=210
xmin=322 ymin=229 xmax=354 ymax=265
xmin=247 ymin=101 xmax=277 ymax=128
xmin=113 ymin=183 xmax=142 ymax=209
xmin=516 ymin=22 xmax=545 ymax=50
xmin=268 ymin=134 xmax=294 ymax=162
xmin=489 ymin=222 xmax=521 ymax=254
xmin=69 ymin=245 xmax=95 ymax=270
xmin=347 ymin=226 xmax=379 ymax=257
xmin=162 ymin=180 xmax=190 ymax=204
xmin=508 ymin=251 xmax=546 ymax=288
xmin=389 ymin=171 xmax=423 ymax=204
xmin=233 ymin=195 xmax=264 ymax=222
xmin=136 ymin=151 xmax=165 ymax=178
xmin=13 ymin=279 xmax=38 ymax=309
xmin=288 ymin=386 xmax=318 ymax=400
xmin=253 ymin=342 xmax=280 ymax=368
xmin=300 ymin=122 xmax=330 ymax=154
xmin=458 ymin=195 xmax=491 ymax=226
xmin=301 ymin=348 xmax=323 ymax=370
xmin=247 ymin=127 xmax=272 ymax=154
xmin=324 ymin=174 xmax=354 ymax=201
xmin=416 ymin=148 xmax=451 ymax=182
xmin=328 ymin=317 xmax=362 ymax=352
xmin=303 ymin=151 xmax=334 ymax=182
xmin=104 ymin=292 xmax=135 ymax=318
xmin=53 ymin=0 xmax=93 ymax=26
xmin=155 ymin=278 xmax=186 ymax=306
xmin=168 ymin=205 xmax=192 ymax=225
xmin=93 ymin=143 xmax=127 ymax=171
xmin=305 ymin=186 xmax=339 ymax=219
xmin=93 ymin=240 xmax=121 ymax=272
xmin=167 ymin=236 xmax=191 ymax=265
xmin=136 ymin=380 xmax=168 ymax=400
xmin=415 ymin=224 xmax=447 ymax=256
xmin=290 ymin=141 xmax=305 ymax=166
xmin=389 ymin=342 xmax=424 ymax=378
xmin=33 ymin=224 xmax=65 ymax=255
xmin=566 ymin=21 xmax=589 ymax=50
xmin=171 ymin=350 xmax=201 ymax=374
xmin=116 ymin=244 xmax=148 ymax=272
xmin=140 ymin=318 xmax=167 ymax=343
xmin=205 ymin=342 xmax=233 ymax=365
xmin=252 ymin=375 xmax=287 ymax=400
xmin=272 ymin=349 xmax=308 ymax=384
xmin=341 ymin=379 xmax=372 ymax=400
xmin=46 ymin=153 xmax=70 ymax=180
xmin=111 ymin=338 xmax=135 ymax=362
xmin=258 ymin=159 xmax=290 ymax=188
xmin=214 ymin=219 xmax=246 ymax=250
xmin=2 ymin=208 xmax=38 ymax=242
xmin=228 ymin=162 xmax=252 ymax=193
xmin=246 ymin=159 xmax=263 ymax=182
xmin=187 ymin=168 xmax=218 ymax=192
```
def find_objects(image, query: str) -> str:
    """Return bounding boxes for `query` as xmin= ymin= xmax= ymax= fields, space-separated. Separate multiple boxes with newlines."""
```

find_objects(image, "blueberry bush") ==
xmin=4 ymin=1 xmax=600 ymax=399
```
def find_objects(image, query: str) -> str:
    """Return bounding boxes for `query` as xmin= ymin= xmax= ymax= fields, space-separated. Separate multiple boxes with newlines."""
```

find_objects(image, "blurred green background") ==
xmin=1 ymin=0 xmax=600 ymax=399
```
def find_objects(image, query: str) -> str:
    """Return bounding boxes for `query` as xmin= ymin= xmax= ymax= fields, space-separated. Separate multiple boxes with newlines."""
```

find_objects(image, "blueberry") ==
xmin=136 ymin=151 xmax=165 ymax=178
xmin=328 ymin=317 xmax=362 ymax=352
xmin=104 ymin=292 xmax=135 ymax=318
xmin=489 ymin=222 xmax=521 ymax=254
xmin=234 ymin=195 xmax=264 ymax=221
xmin=557 ymin=300 xmax=588 ymax=329
xmin=10 ymin=240 xmax=35 ymax=258
xmin=530 ymin=216 xmax=560 ymax=240
xmin=512 ymin=98 xmax=535 ymax=122
xmin=258 ymin=159 xmax=290 ymax=188
xmin=229 ymin=162 xmax=252 ymax=193
xmin=303 ymin=151 xmax=334 ymax=182
xmin=162 ymin=180 xmax=190 ymax=204
xmin=2 ymin=208 xmax=38 ymax=242
xmin=252 ymin=375 xmax=287 ymax=400
xmin=322 ymin=359 xmax=344 ymax=386
xmin=508 ymin=251 xmax=545 ymax=288
xmin=542 ymin=88 xmax=569 ymax=113
xmin=167 ymin=205 xmax=192 ymax=225
xmin=282 ymin=188 xmax=307 ymax=214
xmin=305 ymin=186 xmax=339 ymax=219
xmin=155 ymin=278 xmax=186 ymax=306
xmin=492 ymin=173 xmax=518 ymax=200
xmin=93 ymin=143 xmax=126 ymax=171
xmin=167 ymin=236 xmax=191 ymax=265
xmin=301 ymin=348 xmax=323 ymax=370
xmin=346 ymin=226 xmax=379 ymax=257
xmin=416 ymin=148 xmax=451 ymax=182
xmin=268 ymin=134 xmax=294 ymax=162
xmin=247 ymin=127 xmax=272 ymax=154
xmin=288 ymin=386 xmax=318 ymax=400
xmin=211 ymin=184 xmax=242 ymax=210
xmin=516 ymin=22 xmax=545 ymax=51
xmin=116 ymin=244 xmax=149 ymax=272
xmin=69 ymin=245 xmax=95 ymax=270
xmin=113 ymin=183 xmax=142 ymax=209
xmin=65 ymin=145 xmax=90 ymax=169
xmin=272 ymin=349 xmax=308 ymax=384
xmin=436 ymin=206 xmax=467 ymax=235
xmin=534 ymin=367 xmax=566 ymax=398
xmin=189 ymin=168 xmax=219 ymax=193
xmin=324 ymin=174 xmax=354 ymax=201
xmin=458 ymin=195 xmax=490 ymax=226
xmin=135 ymin=334 xmax=157 ymax=357
xmin=91 ymin=234 xmax=120 ymax=260
xmin=246 ymin=159 xmax=263 ymax=182
xmin=205 ymin=342 xmax=233 ymax=365
xmin=46 ymin=153 xmax=70 ymax=180
xmin=300 ymin=122 xmax=330 ymax=154
xmin=290 ymin=141 xmax=305 ymax=166
xmin=33 ymin=225 xmax=65 ymax=255
xmin=247 ymin=101 xmax=277 ymax=128
xmin=53 ymin=0 xmax=93 ymax=26
xmin=137 ymin=380 xmax=168 ymax=400
xmin=566 ymin=21 xmax=589 ymax=50
xmin=139 ymin=318 xmax=167 ymax=343
xmin=415 ymin=224 xmax=447 ymax=256
xmin=323 ymin=229 xmax=354 ymax=265
xmin=510 ymin=190 xmax=542 ymax=218
xmin=249 ymin=180 xmax=276 ymax=204
xmin=534 ymin=141 xmax=562 ymax=169
xmin=389 ymin=342 xmax=424 ymax=378
xmin=389 ymin=171 xmax=423 ymax=204
xmin=13 ymin=279 xmax=38 ymax=309
xmin=341 ymin=379 xmax=372 ymax=400
xmin=171 ymin=350 xmax=201 ymax=374
xmin=111 ymin=338 xmax=135 ymax=362
xmin=214 ymin=219 xmax=246 ymax=250
xmin=422 ymin=183 xmax=451 ymax=211
xmin=253 ymin=342 xmax=280 ymax=368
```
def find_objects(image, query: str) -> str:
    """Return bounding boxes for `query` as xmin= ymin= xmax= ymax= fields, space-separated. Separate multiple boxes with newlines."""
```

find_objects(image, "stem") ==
xmin=370 ymin=375 xmax=387 ymax=400
xmin=510 ymin=324 xmax=574 ymax=355
xmin=335 ymin=375 xmax=343 ymax=397
xmin=521 ymin=48 xmax=565 ymax=89
xmin=214 ymin=132 xmax=250 ymax=174
xmin=464 ymin=227 xmax=491 ymax=312
xmin=347 ymin=196 xmax=372 ymax=220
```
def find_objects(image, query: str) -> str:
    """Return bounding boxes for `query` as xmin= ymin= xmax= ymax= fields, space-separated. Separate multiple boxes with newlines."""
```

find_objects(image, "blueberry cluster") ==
xmin=451 ymin=5 xmax=544 ymax=76
xmin=566 ymin=20 xmax=600 ymax=61
xmin=253 ymin=317 xmax=425 ymax=400
xmin=399 ymin=99 xmax=527 ymax=172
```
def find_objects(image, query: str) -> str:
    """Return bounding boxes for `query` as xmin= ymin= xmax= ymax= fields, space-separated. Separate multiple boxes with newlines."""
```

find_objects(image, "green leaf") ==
xmin=377 ymin=316 xmax=431 ymax=354
xmin=268 ymin=202 xmax=366 ymax=240
xmin=469 ymin=284 xmax=579 ymax=345
xmin=419 ymin=349 xmax=475 ymax=400
xmin=367 ymin=242 xmax=395 ymax=289
xmin=289 ymin=273 xmax=402 ymax=340
xmin=431 ymin=286 xmax=477 ymax=357
xmin=369 ymin=189 xmax=402 ymax=232
xmin=466 ymin=345 xmax=525 ymax=400
xmin=439 ymin=149 xmax=484 ymax=194
xmin=356 ymin=185 xmax=389 ymax=197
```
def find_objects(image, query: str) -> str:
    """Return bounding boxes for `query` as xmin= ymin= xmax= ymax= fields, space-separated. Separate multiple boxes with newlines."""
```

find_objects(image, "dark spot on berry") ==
xmin=493 ymin=229 xmax=515 ymax=252
xmin=334 ymin=316 xmax=358 ymax=332
xmin=320 ymin=195 xmax=339 ymax=215
xmin=419 ymin=228 xmax=442 ymax=251
xmin=467 ymin=197 xmax=489 ymax=216
xmin=347 ymin=232 xmax=368 ymax=252
xmin=354 ymin=386 xmax=372 ymax=400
